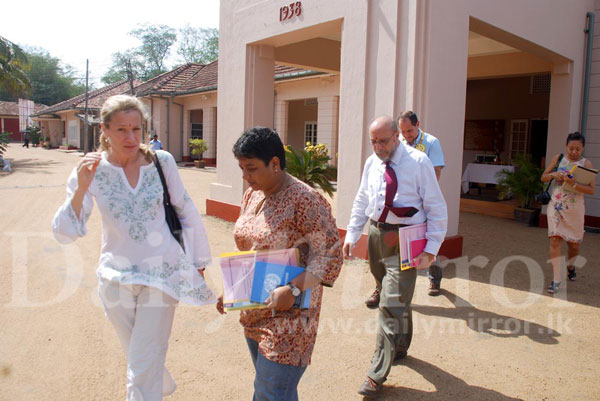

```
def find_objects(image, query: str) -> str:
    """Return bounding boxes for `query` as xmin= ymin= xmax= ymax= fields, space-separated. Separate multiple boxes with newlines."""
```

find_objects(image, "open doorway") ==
xmin=460 ymin=22 xmax=553 ymax=216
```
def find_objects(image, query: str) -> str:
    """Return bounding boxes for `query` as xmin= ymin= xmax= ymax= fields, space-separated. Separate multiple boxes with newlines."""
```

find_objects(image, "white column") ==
xmin=203 ymin=107 xmax=217 ymax=159
xmin=183 ymin=110 xmax=191 ymax=159
xmin=317 ymin=96 xmax=339 ymax=166
xmin=274 ymin=100 xmax=289 ymax=144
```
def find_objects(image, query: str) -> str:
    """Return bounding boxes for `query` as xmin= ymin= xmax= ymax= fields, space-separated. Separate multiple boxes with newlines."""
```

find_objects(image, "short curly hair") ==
xmin=232 ymin=126 xmax=286 ymax=170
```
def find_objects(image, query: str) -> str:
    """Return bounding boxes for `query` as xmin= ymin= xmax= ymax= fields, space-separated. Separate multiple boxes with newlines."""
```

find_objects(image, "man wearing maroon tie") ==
xmin=343 ymin=115 xmax=447 ymax=397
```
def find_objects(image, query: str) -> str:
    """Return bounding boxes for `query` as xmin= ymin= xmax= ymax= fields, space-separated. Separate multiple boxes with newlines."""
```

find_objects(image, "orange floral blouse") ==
xmin=233 ymin=176 xmax=343 ymax=367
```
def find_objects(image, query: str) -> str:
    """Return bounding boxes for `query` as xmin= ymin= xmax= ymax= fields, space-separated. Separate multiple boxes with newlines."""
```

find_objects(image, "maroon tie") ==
xmin=378 ymin=161 xmax=417 ymax=222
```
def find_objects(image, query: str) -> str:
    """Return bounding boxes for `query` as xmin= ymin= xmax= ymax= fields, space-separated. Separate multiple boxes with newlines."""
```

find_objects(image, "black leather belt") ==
xmin=370 ymin=220 xmax=408 ymax=230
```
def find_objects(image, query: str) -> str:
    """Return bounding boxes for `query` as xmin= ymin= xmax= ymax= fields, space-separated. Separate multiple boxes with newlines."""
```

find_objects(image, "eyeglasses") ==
xmin=370 ymin=134 xmax=396 ymax=146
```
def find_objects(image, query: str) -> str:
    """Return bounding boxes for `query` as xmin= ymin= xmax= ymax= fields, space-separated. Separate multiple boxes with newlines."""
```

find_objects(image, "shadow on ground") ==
xmin=441 ymin=213 xmax=600 ymax=309
xmin=374 ymin=357 xmax=523 ymax=401
xmin=412 ymin=290 xmax=560 ymax=345
xmin=9 ymin=158 xmax=62 ymax=173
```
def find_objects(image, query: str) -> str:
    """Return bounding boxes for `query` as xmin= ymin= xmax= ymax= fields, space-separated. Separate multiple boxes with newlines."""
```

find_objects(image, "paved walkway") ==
xmin=1 ymin=144 xmax=598 ymax=400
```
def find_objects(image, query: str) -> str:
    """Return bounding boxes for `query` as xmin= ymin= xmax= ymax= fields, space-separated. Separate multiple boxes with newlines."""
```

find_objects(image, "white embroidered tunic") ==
xmin=52 ymin=150 xmax=216 ymax=305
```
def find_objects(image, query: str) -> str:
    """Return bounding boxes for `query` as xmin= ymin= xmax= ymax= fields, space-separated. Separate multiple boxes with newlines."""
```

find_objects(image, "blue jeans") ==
xmin=245 ymin=337 xmax=307 ymax=401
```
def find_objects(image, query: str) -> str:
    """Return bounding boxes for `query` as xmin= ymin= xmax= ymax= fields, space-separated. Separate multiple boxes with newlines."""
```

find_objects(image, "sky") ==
xmin=2 ymin=0 xmax=220 ymax=86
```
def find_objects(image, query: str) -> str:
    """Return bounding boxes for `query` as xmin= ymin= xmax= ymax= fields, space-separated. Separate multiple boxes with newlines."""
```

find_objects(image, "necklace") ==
xmin=403 ymin=130 xmax=426 ymax=152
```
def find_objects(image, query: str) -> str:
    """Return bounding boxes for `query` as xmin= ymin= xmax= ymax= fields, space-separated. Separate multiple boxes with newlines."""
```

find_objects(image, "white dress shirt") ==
xmin=345 ymin=143 xmax=448 ymax=255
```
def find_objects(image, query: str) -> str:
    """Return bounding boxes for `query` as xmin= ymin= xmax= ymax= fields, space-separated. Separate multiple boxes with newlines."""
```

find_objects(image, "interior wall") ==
xmin=287 ymin=100 xmax=317 ymax=151
xmin=462 ymin=75 xmax=550 ymax=173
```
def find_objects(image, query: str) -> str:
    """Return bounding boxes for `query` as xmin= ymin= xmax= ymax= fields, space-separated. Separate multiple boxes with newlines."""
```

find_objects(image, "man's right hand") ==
xmin=343 ymin=242 xmax=356 ymax=260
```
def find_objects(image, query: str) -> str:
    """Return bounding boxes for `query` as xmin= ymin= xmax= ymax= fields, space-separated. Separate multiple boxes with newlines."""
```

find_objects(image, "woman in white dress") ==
xmin=52 ymin=95 xmax=215 ymax=400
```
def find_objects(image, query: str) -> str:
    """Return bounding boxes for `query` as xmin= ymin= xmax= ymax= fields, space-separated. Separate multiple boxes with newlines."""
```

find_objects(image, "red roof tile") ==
xmin=134 ymin=64 xmax=205 ymax=96
xmin=171 ymin=61 xmax=321 ymax=95
xmin=31 ymin=61 xmax=326 ymax=115
xmin=33 ymin=79 xmax=141 ymax=116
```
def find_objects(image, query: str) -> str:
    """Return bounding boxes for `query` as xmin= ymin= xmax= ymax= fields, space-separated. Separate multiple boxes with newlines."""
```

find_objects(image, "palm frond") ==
xmin=285 ymin=145 xmax=337 ymax=197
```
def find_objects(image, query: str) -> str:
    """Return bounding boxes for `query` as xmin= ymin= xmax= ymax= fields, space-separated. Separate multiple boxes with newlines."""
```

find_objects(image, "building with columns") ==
xmin=206 ymin=0 xmax=600 ymax=257
xmin=134 ymin=61 xmax=337 ymax=167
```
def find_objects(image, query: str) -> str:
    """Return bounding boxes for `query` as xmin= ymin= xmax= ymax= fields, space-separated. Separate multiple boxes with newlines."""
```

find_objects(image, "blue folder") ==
xmin=250 ymin=261 xmax=311 ymax=309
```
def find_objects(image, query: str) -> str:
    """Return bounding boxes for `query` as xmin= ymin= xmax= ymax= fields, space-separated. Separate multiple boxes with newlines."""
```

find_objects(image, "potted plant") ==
xmin=189 ymin=138 xmax=208 ymax=168
xmin=43 ymin=136 xmax=51 ymax=149
xmin=496 ymin=154 xmax=544 ymax=226
xmin=27 ymin=126 xmax=41 ymax=147
xmin=285 ymin=143 xmax=337 ymax=197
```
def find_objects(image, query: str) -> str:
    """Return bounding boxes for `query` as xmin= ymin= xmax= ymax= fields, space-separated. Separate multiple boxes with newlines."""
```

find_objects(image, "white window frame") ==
xmin=191 ymin=122 xmax=203 ymax=139
xmin=304 ymin=121 xmax=317 ymax=146
xmin=509 ymin=119 xmax=528 ymax=161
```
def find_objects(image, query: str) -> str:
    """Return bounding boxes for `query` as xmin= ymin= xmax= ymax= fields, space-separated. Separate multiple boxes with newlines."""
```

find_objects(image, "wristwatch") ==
xmin=286 ymin=282 xmax=301 ymax=297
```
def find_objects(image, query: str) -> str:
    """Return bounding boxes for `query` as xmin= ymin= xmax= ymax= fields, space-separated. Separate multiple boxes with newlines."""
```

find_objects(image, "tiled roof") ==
xmin=134 ymin=64 xmax=205 ymax=96
xmin=32 ymin=61 xmax=327 ymax=115
xmin=171 ymin=61 xmax=322 ymax=95
xmin=174 ymin=60 xmax=218 ymax=93
xmin=33 ymin=79 xmax=141 ymax=116
xmin=0 ymin=101 xmax=47 ymax=116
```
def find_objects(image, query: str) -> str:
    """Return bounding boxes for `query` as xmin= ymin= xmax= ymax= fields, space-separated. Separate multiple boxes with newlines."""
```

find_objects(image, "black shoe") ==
xmin=357 ymin=377 xmax=382 ymax=397
xmin=428 ymin=282 xmax=441 ymax=296
xmin=567 ymin=267 xmax=576 ymax=281
xmin=365 ymin=288 xmax=380 ymax=309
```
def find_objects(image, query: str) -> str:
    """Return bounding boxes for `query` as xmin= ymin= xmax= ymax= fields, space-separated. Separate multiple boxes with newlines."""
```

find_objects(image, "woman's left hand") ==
xmin=266 ymin=286 xmax=295 ymax=311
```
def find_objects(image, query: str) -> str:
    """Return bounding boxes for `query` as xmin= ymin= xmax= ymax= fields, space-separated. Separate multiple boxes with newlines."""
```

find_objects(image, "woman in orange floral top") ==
xmin=216 ymin=127 xmax=343 ymax=401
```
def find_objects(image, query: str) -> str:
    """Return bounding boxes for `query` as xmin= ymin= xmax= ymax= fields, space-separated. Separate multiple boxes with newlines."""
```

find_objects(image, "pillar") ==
xmin=274 ymin=100 xmax=289 ymax=144
xmin=203 ymin=107 xmax=217 ymax=160
xmin=316 ymin=96 xmax=339 ymax=165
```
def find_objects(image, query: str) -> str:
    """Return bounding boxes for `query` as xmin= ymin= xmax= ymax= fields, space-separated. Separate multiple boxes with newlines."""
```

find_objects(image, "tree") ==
xmin=24 ymin=49 xmax=85 ymax=105
xmin=177 ymin=26 xmax=219 ymax=64
xmin=102 ymin=24 xmax=177 ymax=83
xmin=0 ymin=47 xmax=85 ymax=105
xmin=101 ymin=50 xmax=144 ymax=85
xmin=130 ymin=24 xmax=177 ymax=78
xmin=0 ymin=35 xmax=31 ymax=97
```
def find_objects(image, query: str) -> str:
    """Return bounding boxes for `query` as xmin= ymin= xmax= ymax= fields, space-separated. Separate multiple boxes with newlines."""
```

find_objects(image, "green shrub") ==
xmin=189 ymin=138 xmax=208 ymax=157
xmin=285 ymin=144 xmax=337 ymax=197
xmin=0 ymin=131 xmax=9 ymax=157
xmin=496 ymin=154 xmax=544 ymax=209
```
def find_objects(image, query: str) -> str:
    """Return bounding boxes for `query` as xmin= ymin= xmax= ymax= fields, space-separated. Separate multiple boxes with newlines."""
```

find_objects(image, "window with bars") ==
xmin=304 ymin=122 xmax=317 ymax=146
xmin=191 ymin=123 xmax=203 ymax=139
xmin=510 ymin=119 xmax=528 ymax=161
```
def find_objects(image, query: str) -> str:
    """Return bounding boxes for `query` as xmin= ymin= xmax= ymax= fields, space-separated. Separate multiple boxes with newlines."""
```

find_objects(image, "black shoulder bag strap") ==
xmin=543 ymin=153 xmax=564 ymax=191
xmin=151 ymin=151 xmax=185 ymax=251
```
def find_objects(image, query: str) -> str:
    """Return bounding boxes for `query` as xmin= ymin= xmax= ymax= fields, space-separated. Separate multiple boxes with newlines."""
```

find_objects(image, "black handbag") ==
xmin=151 ymin=152 xmax=185 ymax=250
xmin=535 ymin=153 xmax=563 ymax=205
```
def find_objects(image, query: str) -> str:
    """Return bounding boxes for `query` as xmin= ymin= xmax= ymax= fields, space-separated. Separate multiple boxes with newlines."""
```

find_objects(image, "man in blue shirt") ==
xmin=149 ymin=134 xmax=163 ymax=151
xmin=398 ymin=110 xmax=445 ymax=296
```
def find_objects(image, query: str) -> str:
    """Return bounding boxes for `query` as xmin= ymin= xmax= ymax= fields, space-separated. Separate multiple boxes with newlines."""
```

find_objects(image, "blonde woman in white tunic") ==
xmin=52 ymin=95 xmax=216 ymax=401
